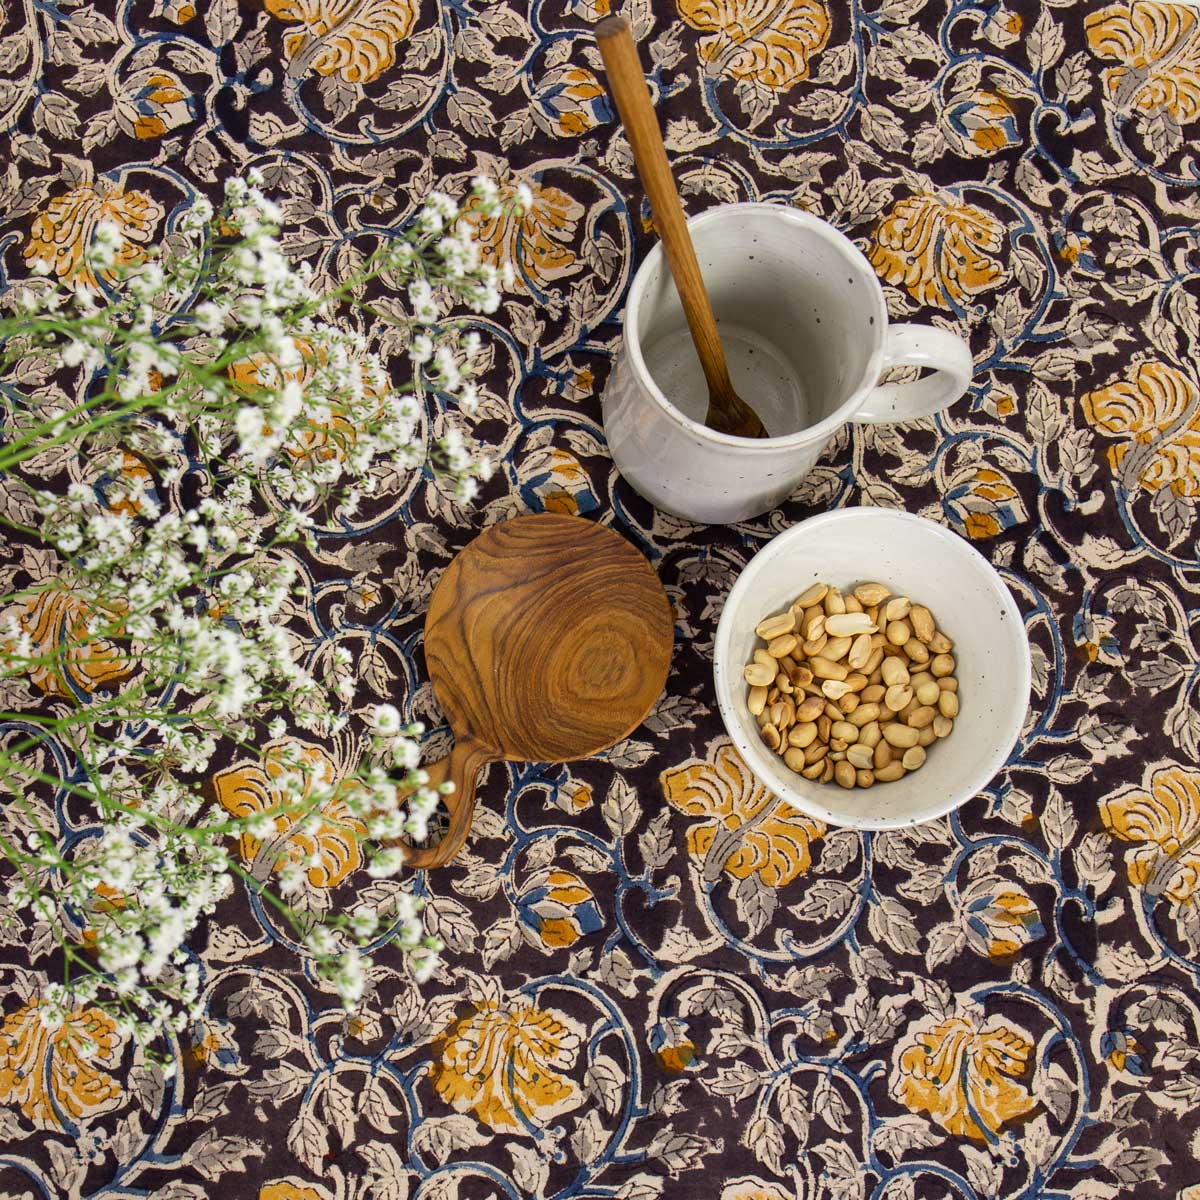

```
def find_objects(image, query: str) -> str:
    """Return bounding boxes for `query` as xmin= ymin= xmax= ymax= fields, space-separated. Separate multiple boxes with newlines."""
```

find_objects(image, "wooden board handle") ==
xmin=396 ymin=739 xmax=491 ymax=870
xmin=594 ymin=16 xmax=734 ymax=402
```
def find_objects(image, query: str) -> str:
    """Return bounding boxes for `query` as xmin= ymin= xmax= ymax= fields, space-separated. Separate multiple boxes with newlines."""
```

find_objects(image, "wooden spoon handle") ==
xmin=594 ymin=15 xmax=734 ymax=402
xmin=396 ymin=738 xmax=491 ymax=870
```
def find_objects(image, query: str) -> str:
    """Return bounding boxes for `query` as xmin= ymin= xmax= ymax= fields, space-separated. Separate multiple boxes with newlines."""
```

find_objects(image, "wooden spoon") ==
xmin=595 ymin=15 xmax=768 ymax=440
xmin=392 ymin=513 xmax=673 ymax=869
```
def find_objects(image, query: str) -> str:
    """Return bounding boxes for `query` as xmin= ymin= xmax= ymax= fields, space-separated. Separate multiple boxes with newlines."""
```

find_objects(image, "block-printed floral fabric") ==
xmin=1 ymin=0 xmax=1200 ymax=1197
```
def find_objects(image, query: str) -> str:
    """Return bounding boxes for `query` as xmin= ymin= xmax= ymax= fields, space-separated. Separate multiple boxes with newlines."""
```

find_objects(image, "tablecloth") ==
xmin=2 ymin=0 xmax=1200 ymax=1197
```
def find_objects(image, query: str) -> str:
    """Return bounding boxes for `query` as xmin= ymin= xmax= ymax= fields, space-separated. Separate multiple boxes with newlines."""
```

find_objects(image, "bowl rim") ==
xmin=713 ymin=507 xmax=1032 ymax=831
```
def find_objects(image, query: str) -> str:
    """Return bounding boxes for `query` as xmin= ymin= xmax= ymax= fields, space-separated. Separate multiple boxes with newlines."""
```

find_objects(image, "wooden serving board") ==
xmin=395 ymin=512 xmax=673 ymax=869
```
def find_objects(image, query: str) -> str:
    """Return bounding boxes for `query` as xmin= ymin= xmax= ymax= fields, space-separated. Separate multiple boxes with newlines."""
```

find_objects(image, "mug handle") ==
xmin=851 ymin=323 xmax=973 ymax=425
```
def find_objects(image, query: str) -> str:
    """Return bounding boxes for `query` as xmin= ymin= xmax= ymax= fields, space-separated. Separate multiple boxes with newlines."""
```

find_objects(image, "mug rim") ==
xmin=623 ymin=202 xmax=889 ymax=450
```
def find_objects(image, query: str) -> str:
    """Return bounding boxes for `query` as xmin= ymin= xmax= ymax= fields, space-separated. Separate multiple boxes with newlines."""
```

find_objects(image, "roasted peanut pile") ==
xmin=742 ymin=582 xmax=959 ymax=788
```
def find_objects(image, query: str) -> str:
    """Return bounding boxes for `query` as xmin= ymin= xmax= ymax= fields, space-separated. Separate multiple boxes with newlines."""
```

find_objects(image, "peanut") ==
xmin=909 ymin=604 xmax=935 ymax=643
xmin=822 ymin=635 xmax=853 ymax=662
xmin=905 ymin=639 xmax=930 ymax=665
xmin=847 ymin=744 xmax=874 ymax=770
xmin=756 ymin=612 xmax=796 ymax=640
xmin=744 ymin=580 xmax=959 ymax=790
xmin=793 ymin=582 xmax=828 ymax=609
xmin=789 ymin=723 xmax=818 ymax=748
xmin=929 ymin=631 xmax=953 ymax=654
xmin=811 ymin=656 xmax=848 ymax=681
xmin=854 ymin=582 xmax=890 ymax=607
xmin=848 ymin=633 xmax=872 ymax=670
xmin=908 ymin=705 xmax=937 ymax=729
xmin=882 ymin=723 xmax=920 ymax=749
xmin=768 ymin=634 xmax=798 ymax=658
xmin=825 ymin=612 xmax=876 ymax=637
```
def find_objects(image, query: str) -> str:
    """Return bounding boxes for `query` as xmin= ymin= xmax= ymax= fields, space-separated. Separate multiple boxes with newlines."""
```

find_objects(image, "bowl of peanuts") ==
xmin=713 ymin=508 xmax=1030 ymax=829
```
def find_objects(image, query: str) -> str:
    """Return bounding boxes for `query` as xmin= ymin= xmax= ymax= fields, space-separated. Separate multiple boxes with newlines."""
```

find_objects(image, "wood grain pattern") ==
xmin=395 ymin=513 xmax=674 ymax=869
xmin=594 ymin=15 xmax=768 ymax=440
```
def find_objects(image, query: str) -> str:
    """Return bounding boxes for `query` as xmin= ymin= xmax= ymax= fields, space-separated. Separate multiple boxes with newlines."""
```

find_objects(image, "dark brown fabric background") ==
xmin=1 ymin=0 xmax=1199 ymax=1197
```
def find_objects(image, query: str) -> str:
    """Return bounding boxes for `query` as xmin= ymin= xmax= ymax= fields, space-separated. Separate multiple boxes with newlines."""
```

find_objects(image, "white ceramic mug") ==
xmin=602 ymin=203 xmax=974 ymax=525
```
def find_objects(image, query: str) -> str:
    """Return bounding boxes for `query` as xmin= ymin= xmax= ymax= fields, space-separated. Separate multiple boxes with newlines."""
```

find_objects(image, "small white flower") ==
xmin=409 ymin=333 xmax=433 ymax=366
xmin=371 ymin=704 xmax=401 ymax=736
xmin=366 ymin=847 xmax=405 ymax=879
xmin=194 ymin=301 xmax=225 ymax=334
xmin=408 ymin=280 xmax=437 ymax=324
xmin=409 ymin=945 xmax=440 ymax=984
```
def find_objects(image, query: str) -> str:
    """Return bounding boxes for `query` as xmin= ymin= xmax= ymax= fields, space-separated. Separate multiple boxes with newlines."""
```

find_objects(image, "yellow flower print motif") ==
xmin=551 ymin=779 xmax=594 ymax=815
xmin=532 ymin=66 xmax=613 ymax=136
xmin=870 ymin=194 xmax=1006 ymax=310
xmin=0 ymin=1000 xmax=124 ymax=1131
xmin=960 ymin=877 xmax=1045 ymax=959
xmin=1101 ymin=1027 xmax=1146 ymax=1076
xmin=516 ymin=868 xmax=603 ymax=949
xmin=1 ymin=584 xmax=130 ymax=699
xmin=25 ymin=184 xmax=163 ymax=288
xmin=259 ymin=1182 xmax=333 ymax=1200
xmin=521 ymin=448 xmax=598 ymax=517
xmin=565 ymin=0 xmax=612 ymax=18
xmin=945 ymin=90 xmax=1021 ymax=156
xmin=159 ymin=0 xmax=196 ymax=22
xmin=1056 ymin=231 xmax=1093 ymax=267
xmin=678 ymin=0 xmax=832 ymax=90
xmin=91 ymin=450 xmax=158 ymax=518
xmin=212 ymin=740 xmax=366 ymax=889
xmin=655 ymin=1040 xmax=696 ymax=1074
xmin=228 ymin=338 xmax=379 ymax=467
xmin=944 ymin=465 xmax=1028 ymax=541
xmin=116 ymin=69 xmax=195 ymax=140
xmin=1101 ymin=764 xmax=1200 ymax=905
xmin=431 ymin=1000 xmax=584 ymax=1132
xmin=982 ymin=6 xmax=1022 ymax=47
xmin=721 ymin=1179 xmax=796 ymax=1200
xmin=1081 ymin=360 xmax=1200 ymax=497
xmin=185 ymin=1015 xmax=244 ymax=1071
xmin=891 ymin=1014 xmax=1038 ymax=1141
xmin=460 ymin=180 xmax=584 ymax=296
xmin=982 ymin=384 xmax=1017 ymax=421
xmin=661 ymin=739 xmax=826 ymax=888
xmin=1087 ymin=2 xmax=1200 ymax=125
xmin=264 ymin=0 xmax=418 ymax=84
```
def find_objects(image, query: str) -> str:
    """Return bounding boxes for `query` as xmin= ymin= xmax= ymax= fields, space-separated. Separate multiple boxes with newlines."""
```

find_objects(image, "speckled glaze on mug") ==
xmin=602 ymin=204 xmax=974 ymax=525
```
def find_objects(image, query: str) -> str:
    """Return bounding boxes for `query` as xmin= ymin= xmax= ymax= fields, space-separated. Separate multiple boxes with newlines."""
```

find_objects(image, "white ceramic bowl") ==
xmin=713 ymin=508 xmax=1030 ymax=830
